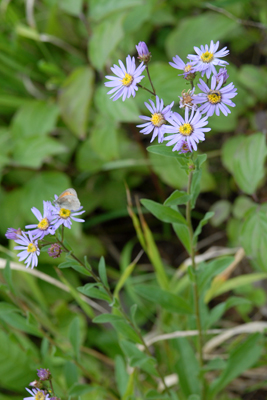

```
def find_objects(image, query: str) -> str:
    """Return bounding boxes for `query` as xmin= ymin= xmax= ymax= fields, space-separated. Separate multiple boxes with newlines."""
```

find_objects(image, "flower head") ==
xmin=214 ymin=67 xmax=229 ymax=85
xmin=5 ymin=227 xmax=22 ymax=240
xmin=51 ymin=199 xmax=85 ymax=230
xmin=48 ymin=243 xmax=62 ymax=259
xmin=179 ymin=140 xmax=192 ymax=154
xmin=164 ymin=109 xmax=211 ymax=152
xmin=136 ymin=41 xmax=151 ymax=64
xmin=14 ymin=231 xmax=40 ymax=269
xmin=137 ymin=96 xmax=174 ymax=143
xmin=179 ymin=88 xmax=197 ymax=110
xmin=24 ymin=388 xmax=50 ymax=400
xmin=25 ymin=201 xmax=55 ymax=240
xmin=187 ymin=40 xmax=229 ymax=79
xmin=105 ymin=55 xmax=146 ymax=101
xmin=169 ymin=55 xmax=196 ymax=80
xmin=193 ymin=76 xmax=237 ymax=117
xmin=37 ymin=368 xmax=51 ymax=381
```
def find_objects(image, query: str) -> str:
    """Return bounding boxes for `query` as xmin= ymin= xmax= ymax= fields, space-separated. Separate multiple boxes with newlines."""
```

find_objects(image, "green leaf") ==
xmin=77 ymin=284 xmax=111 ymax=302
xmin=210 ymin=200 xmax=231 ymax=227
xmin=134 ymin=285 xmax=193 ymax=315
xmin=115 ymin=355 xmax=129 ymax=397
xmin=89 ymin=13 xmax=124 ymax=70
xmin=240 ymin=209 xmax=267 ymax=270
xmin=69 ymin=383 xmax=95 ymax=396
xmin=209 ymin=334 xmax=263 ymax=396
xmin=58 ymin=260 xmax=91 ymax=277
xmin=165 ymin=12 xmax=237 ymax=61
xmin=141 ymin=199 xmax=187 ymax=225
xmin=193 ymin=211 xmax=214 ymax=245
xmin=69 ymin=316 xmax=80 ymax=361
xmin=59 ymin=67 xmax=94 ymax=139
xmin=164 ymin=190 xmax=191 ymax=206
xmin=59 ymin=0 xmax=83 ymax=16
xmin=238 ymin=65 xmax=267 ymax=102
xmin=0 ymin=305 xmax=42 ymax=337
xmin=198 ymin=257 xmax=234 ymax=293
xmin=221 ymin=135 xmax=244 ymax=173
xmin=93 ymin=313 xmax=142 ymax=343
xmin=88 ymin=0 xmax=142 ymax=21
xmin=172 ymin=223 xmax=191 ymax=254
xmin=232 ymin=196 xmax=256 ymax=219
xmin=12 ymin=135 xmax=66 ymax=168
xmin=90 ymin=115 xmax=119 ymax=161
xmin=233 ymin=133 xmax=267 ymax=194
xmin=11 ymin=101 xmax=59 ymax=138
xmin=3 ymin=261 xmax=15 ymax=295
xmin=120 ymin=340 xmax=158 ymax=376
xmin=98 ymin=257 xmax=109 ymax=288
xmin=172 ymin=338 xmax=200 ymax=397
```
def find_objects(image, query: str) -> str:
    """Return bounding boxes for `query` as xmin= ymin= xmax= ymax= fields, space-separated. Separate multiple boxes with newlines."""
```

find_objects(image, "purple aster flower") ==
xmin=137 ymin=96 xmax=174 ymax=143
xmin=24 ymin=388 xmax=50 ymax=400
xmin=164 ymin=109 xmax=211 ymax=152
xmin=179 ymin=88 xmax=197 ymax=111
xmin=193 ymin=76 xmax=237 ymax=117
xmin=214 ymin=67 xmax=229 ymax=85
xmin=187 ymin=40 xmax=229 ymax=79
xmin=25 ymin=201 xmax=55 ymax=240
xmin=48 ymin=243 xmax=62 ymax=259
xmin=5 ymin=227 xmax=22 ymax=240
xmin=14 ymin=231 xmax=40 ymax=269
xmin=179 ymin=140 xmax=192 ymax=154
xmin=136 ymin=41 xmax=151 ymax=63
xmin=37 ymin=368 xmax=51 ymax=381
xmin=169 ymin=55 xmax=196 ymax=80
xmin=51 ymin=201 xmax=85 ymax=230
xmin=105 ymin=55 xmax=146 ymax=101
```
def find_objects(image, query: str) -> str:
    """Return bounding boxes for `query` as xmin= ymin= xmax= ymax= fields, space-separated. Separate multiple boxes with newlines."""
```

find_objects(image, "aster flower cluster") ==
xmin=6 ymin=190 xmax=84 ymax=269
xmin=24 ymin=368 xmax=61 ymax=400
xmin=104 ymin=40 xmax=237 ymax=154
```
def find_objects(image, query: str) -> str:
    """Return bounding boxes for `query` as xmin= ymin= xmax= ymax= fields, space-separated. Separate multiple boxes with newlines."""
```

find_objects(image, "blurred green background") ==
xmin=0 ymin=0 xmax=267 ymax=398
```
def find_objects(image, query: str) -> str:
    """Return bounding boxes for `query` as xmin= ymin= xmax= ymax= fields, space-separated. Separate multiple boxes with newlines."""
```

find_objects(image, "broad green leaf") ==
xmin=0 ymin=307 xmax=42 ymax=337
xmin=172 ymin=338 xmax=200 ymax=397
xmin=88 ymin=0 xmax=142 ymax=21
xmin=221 ymin=135 xmax=244 ymax=174
xmin=209 ymin=334 xmax=262 ymax=396
xmin=147 ymin=144 xmax=187 ymax=159
xmin=90 ymin=115 xmax=119 ymax=161
xmin=59 ymin=66 xmax=94 ymax=138
xmin=95 ymin=85 xmax=140 ymax=123
xmin=240 ymin=209 xmax=267 ymax=270
xmin=206 ymin=296 xmax=250 ymax=329
xmin=198 ymin=257 xmax=234 ymax=293
xmin=232 ymin=133 xmax=267 ymax=194
xmin=59 ymin=0 xmax=83 ymax=16
xmin=238 ymin=65 xmax=267 ymax=102
xmin=134 ymin=285 xmax=193 ymax=315
xmin=58 ymin=260 xmax=91 ymax=277
xmin=193 ymin=211 xmax=214 ymax=245
xmin=165 ymin=12 xmax=237 ymax=61
xmin=69 ymin=316 xmax=80 ymax=361
xmin=164 ymin=190 xmax=191 ymax=206
xmin=141 ymin=199 xmax=187 ymax=225
xmin=69 ymin=383 xmax=95 ymax=396
xmin=11 ymin=101 xmax=59 ymax=138
xmin=89 ymin=13 xmax=124 ymax=70
xmin=210 ymin=200 xmax=231 ymax=227
xmin=232 ymin=196 xmax=256 ymax=219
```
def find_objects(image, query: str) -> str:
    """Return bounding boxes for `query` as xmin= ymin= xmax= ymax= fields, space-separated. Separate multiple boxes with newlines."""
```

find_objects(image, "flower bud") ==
xmin=29 ymin=380 xmax=42 ymax=389
xmin=136 ymin=41 xmax=151 ymax=64
xmin=37 ymin=368 xmax=51 ymax=381
xmin=5 ymin=227 xmax=22 ymax=240
xmin=48 ymin=244 xmax=62 ymax=259
xmin=214 ymin=67 xmax=229 ymax=85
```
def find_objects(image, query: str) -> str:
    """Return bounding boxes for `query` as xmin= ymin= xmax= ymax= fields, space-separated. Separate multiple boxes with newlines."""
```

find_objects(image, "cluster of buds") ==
xmin=25 ymin=369 xmax=61 ymax=400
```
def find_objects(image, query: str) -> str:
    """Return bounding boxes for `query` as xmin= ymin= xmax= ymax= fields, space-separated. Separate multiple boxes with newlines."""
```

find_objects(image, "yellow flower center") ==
xmin=35 ymin=392 xmax=45 ymax=400
xmin=151 ymin=113 xmax=165 ymax=127
xmin=179 ymin=123 xmax=193 ymax=136
xmin=27 ymin=243 xmax=37 ymax=253
xmin=207 ymin=90 xmax=221 ymax=104
xmin=184 ymin=65 xmax=192 ymax=72
xmin=37 ymin=218 xmax=49 ymax=230
xmin=59 ymin=208 xmax=71 ymax=219
xmin=201 ymin=51 xmax=214 ymax=63
xmin=122 ymin=73 xmax=133 ymax=87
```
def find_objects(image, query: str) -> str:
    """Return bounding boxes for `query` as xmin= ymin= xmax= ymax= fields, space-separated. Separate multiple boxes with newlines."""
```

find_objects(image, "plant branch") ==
xmin=146 ymin=65 xmax=156 ymax=95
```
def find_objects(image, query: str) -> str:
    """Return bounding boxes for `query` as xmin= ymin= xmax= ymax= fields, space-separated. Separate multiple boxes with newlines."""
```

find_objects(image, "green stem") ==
xmin=146 ymin=65 xmax=156 ymax=95
xmin=57 ymin=239 xmax=170 ymax=395
xmin=137 ymin=83 xmax=155 ymax=96
xmin=186 ymin=170 xmax=205 ymax=395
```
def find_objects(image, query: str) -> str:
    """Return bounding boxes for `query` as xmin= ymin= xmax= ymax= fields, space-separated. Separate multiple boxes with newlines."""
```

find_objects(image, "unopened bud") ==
xmin=136 ymin=41 xmax=151 ymax=64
